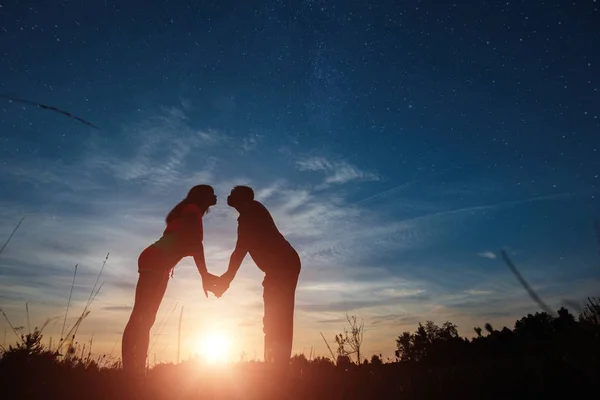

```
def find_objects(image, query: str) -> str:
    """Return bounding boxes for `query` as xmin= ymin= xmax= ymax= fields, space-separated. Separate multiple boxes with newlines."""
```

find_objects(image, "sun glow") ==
xmin=196 ymin=331 xmax=231 ymax=363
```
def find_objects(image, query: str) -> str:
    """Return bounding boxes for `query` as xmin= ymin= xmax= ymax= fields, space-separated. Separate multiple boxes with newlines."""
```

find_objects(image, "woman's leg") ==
xmin=122 ymin=270 xmax=169 ymax=375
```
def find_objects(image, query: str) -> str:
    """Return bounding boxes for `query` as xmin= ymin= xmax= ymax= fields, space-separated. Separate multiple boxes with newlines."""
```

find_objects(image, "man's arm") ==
xmin=222 ymin=240 xmax=247 ymax=284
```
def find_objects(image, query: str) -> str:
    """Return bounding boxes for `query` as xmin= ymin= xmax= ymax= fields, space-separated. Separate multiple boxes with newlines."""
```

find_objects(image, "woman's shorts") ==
xmin=137 ymin=246 xmax=178 ymax=273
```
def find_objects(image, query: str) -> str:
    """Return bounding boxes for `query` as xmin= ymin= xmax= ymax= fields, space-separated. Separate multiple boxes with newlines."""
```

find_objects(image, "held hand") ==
xmin=201 ymin=272 xmax=220 ymax=298
xmin=212 ymin=274 xmax=232 ymax=298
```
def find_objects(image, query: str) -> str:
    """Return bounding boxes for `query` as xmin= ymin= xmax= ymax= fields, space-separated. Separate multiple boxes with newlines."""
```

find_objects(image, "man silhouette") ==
xmin=217 ymin=186 xmax=301 ymax=371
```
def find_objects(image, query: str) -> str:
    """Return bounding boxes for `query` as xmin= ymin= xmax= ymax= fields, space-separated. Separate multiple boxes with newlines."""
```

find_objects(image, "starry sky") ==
xmin=1 ymin=0 xmax=599 ymax=363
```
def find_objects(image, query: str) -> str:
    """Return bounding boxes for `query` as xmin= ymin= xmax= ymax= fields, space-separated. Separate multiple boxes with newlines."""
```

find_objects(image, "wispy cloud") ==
xmin=296 ymin=156 xmax=380 ymax=186
xmin=478 ymin=251 xmax=497 ymax=259
xmin=240 ymin=134 xmax=262 ymax=153
xmin=464 ymin=289 xmax=493 ymax=296
xmin=83 ymin=118 xmax=226 ymax=190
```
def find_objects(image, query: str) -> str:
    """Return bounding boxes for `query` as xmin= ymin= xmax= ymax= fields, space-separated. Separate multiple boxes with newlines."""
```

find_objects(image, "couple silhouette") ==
xmin=122 ymin=185 xmax=301 ymax=379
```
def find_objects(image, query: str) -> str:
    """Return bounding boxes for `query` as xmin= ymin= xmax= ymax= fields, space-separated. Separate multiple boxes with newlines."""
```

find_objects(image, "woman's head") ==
xmin=186 ymin=184 xmax=217 ymax=209
xmin=166 ymin=184 xmax=217 ymax=223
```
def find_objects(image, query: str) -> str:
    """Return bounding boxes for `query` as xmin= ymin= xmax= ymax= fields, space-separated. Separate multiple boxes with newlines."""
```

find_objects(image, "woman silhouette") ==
xmin=122 ymin=184 xmax=219 ymax=377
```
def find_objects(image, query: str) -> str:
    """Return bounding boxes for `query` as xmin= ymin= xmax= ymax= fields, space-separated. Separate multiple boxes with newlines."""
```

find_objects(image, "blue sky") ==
xmin=1 ymin=0 xmax=599 ymax=362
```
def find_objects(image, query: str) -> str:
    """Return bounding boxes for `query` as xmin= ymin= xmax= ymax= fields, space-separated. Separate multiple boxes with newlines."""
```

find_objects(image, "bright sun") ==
xmin=196 ymin=331 xmax=231 ymax=363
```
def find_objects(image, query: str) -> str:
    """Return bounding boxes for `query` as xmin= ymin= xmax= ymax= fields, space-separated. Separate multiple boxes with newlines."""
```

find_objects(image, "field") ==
xmin=1 ymin=298 xmax=598 ymax=399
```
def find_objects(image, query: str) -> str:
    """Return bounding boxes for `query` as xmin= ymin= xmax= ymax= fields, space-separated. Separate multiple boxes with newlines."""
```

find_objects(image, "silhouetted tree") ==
xmin=514 ymin=311 xmax=555 ymax=339
xmin=395 ymin=332 xmax=414 ymax=361
xmin=554 ymin=307 xmax=576 ymax=331
xmin=580 ymin=296 xmax=600 ymax=325
xmin=395 ymin=320 xmax=463 ymax=363
xmin=370 ymin=354 xmax=383 ymax=365
xmin=290 ymin=353 xmax=309 ymax=376
xmin=334 ymin=313 xmax=364 ymax=364
xmin=484 ymin=322 xmax=494 ymax=334
xmin=335 ymin=354 xmax=352 ymax=369
xmin=1 ymin=328 xmax=56 ymax=363
xmin=309 ymin=356 xmax=335 ymax=368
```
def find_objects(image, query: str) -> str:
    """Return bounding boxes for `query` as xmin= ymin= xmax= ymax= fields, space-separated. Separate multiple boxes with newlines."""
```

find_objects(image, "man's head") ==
xmin=227 ymin=185 xmax=254 ymax=209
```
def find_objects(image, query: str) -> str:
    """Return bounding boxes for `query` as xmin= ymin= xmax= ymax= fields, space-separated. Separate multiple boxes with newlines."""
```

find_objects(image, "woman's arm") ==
xmin=193 ymin=247 xmax=219 ymax=298
xmin=180 ymin=204 xmax=206 ymax=272
xmin=192 ymin=245 xmax=209 ymax=278
xmin=180 ymin=205 xmax=217 ymax=297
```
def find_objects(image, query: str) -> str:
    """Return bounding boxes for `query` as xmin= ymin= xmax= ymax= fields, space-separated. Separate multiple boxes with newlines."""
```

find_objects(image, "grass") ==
xmin=1 ymin=297 xmax=598 ymax=399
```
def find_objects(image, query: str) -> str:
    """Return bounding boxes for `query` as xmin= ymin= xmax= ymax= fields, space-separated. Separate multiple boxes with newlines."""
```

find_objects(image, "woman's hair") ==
xmin=166 ymin=185 xmax=214 ymax=223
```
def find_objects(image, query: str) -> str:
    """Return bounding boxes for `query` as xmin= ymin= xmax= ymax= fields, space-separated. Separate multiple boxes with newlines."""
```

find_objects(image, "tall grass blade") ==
xmin=71 ymin=282 xmax=104 ymax=341
xmin=25 ymin=303 xmax=30 ymax=335
xmin=58 ymin=254 xmax=109 ymax=352
xmin=61 ymin=264 xmax=78 ymax=341
xmin=320 ymin=332 xmax=336 ymax=362
xmin=0 ymin=216 xmax=24 ymax=258
xmin=1 ymin=309 xmax=24 ymax=344
xmin=148 ymin=301 xmax=178 ymax=356
xmin=85 ymin=254 xmax=109 ymax=311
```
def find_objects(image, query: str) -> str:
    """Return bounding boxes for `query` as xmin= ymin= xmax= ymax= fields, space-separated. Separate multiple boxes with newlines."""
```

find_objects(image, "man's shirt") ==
xmin=237 ymin=201 xmax=296 ymax=272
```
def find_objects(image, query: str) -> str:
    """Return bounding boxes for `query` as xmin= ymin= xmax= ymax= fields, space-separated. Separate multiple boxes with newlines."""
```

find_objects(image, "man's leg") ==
xmin=262 ymin=266 xmax=300 ymax=368
xmin=262 ymin=274 xmax=276 ymax=364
